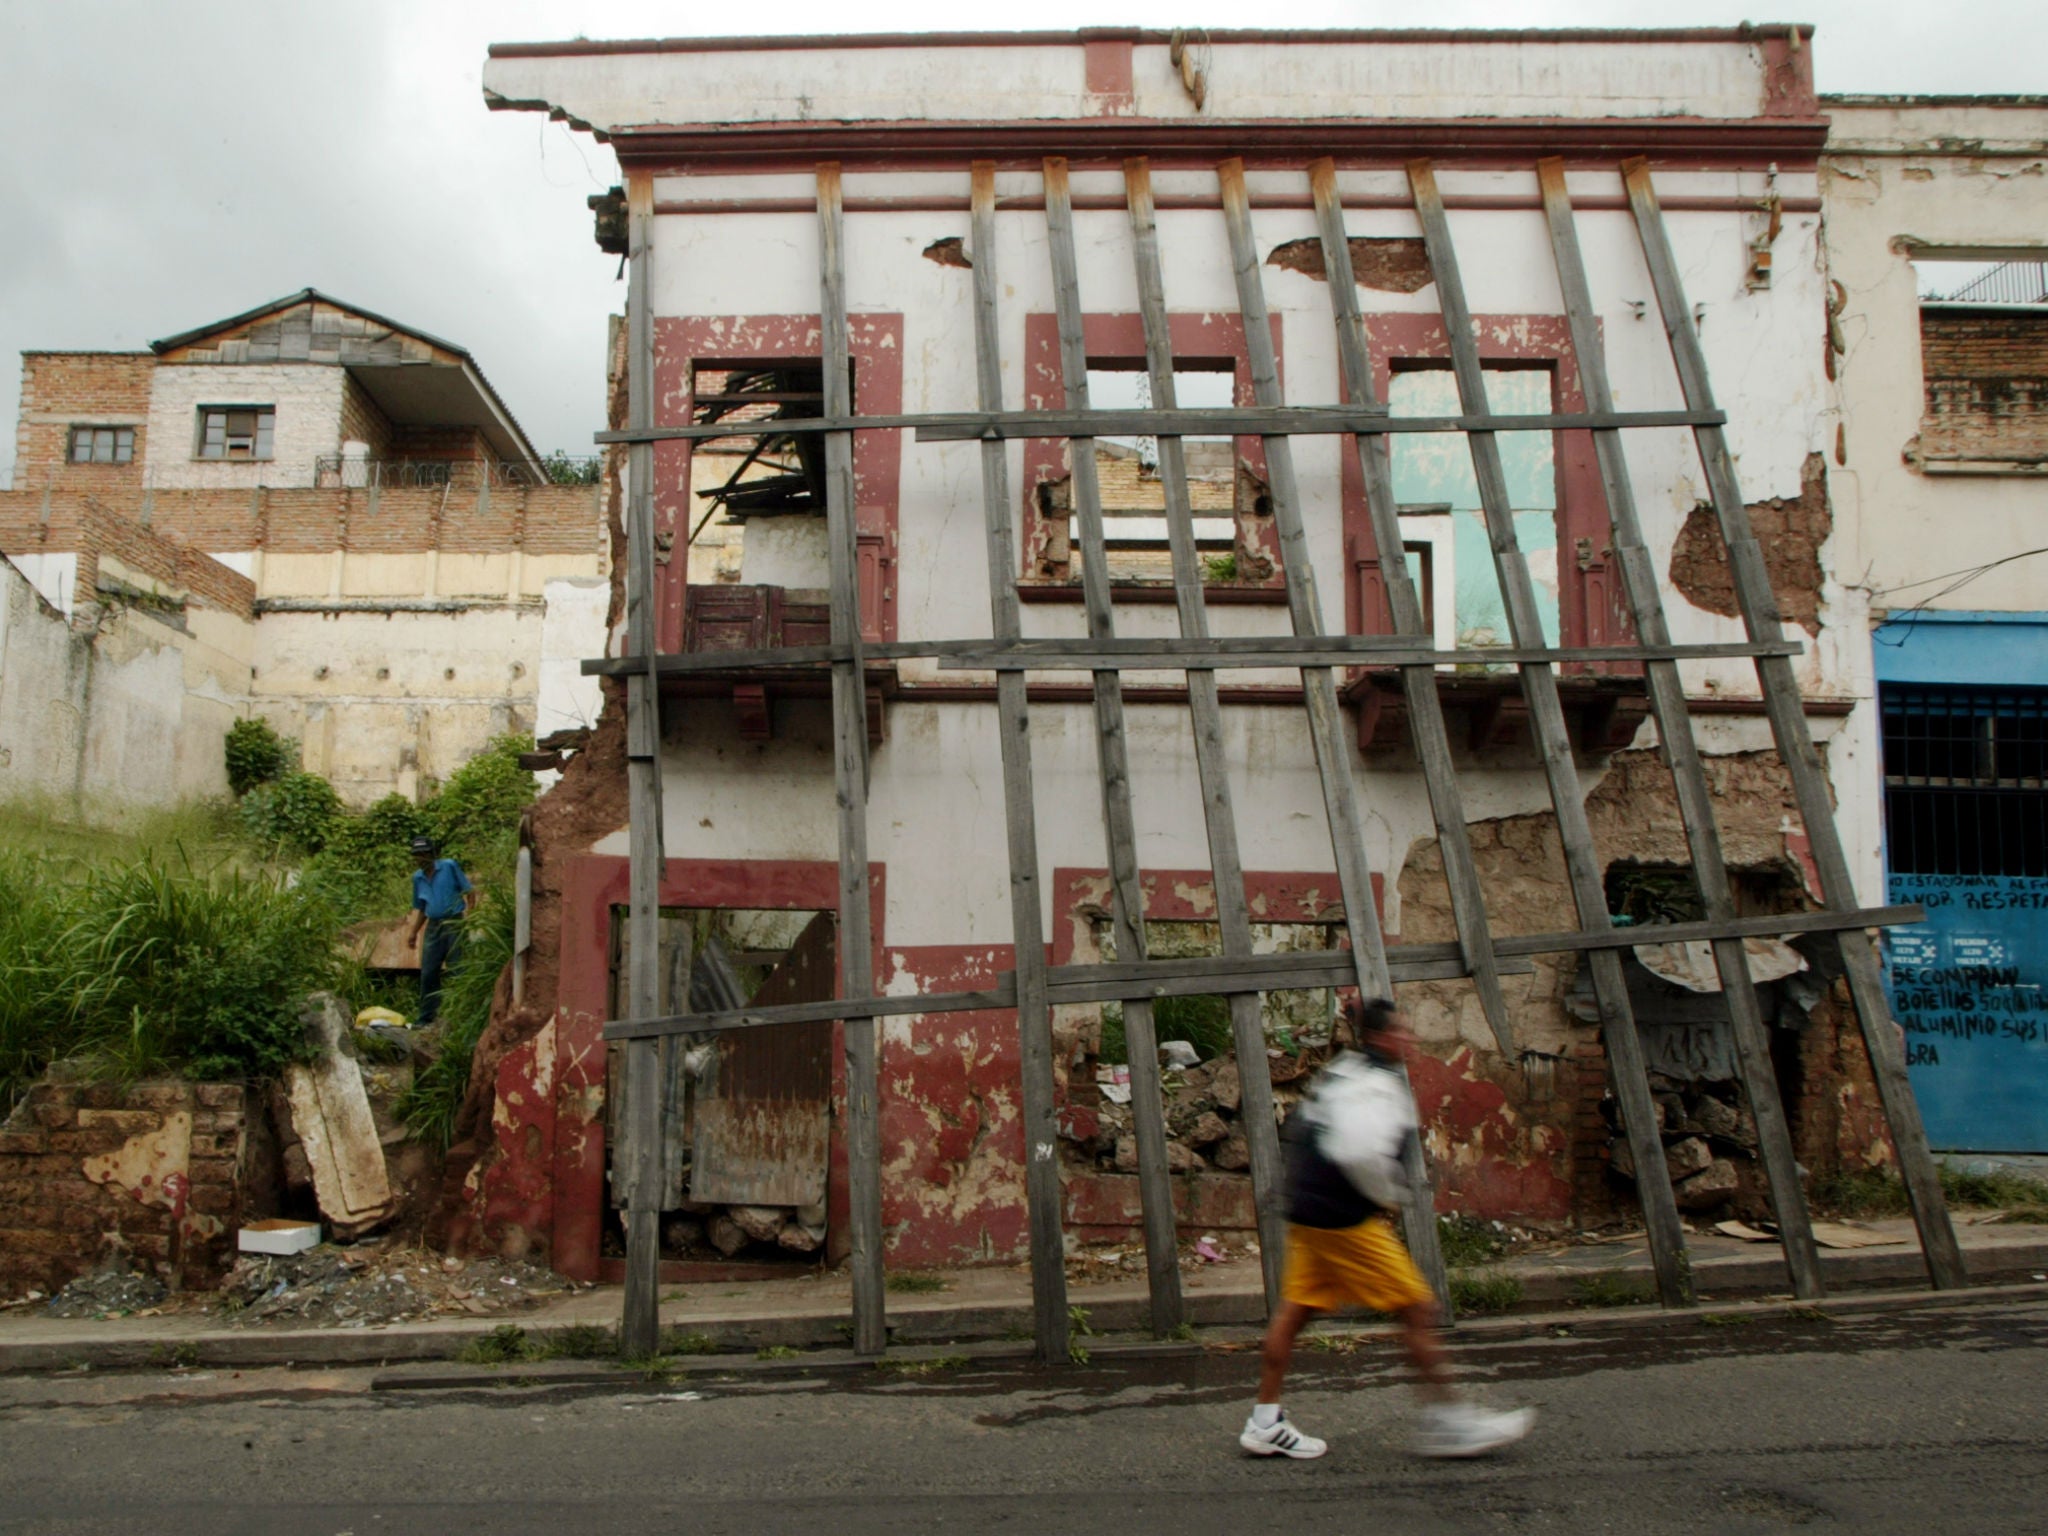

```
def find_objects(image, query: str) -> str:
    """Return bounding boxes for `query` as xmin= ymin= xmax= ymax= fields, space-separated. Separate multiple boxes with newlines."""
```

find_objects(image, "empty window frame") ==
xmin=1083 ymin=366 xmax=1239 ymax=582
xmin=1913 ymin=257 xmax=2048 ymax=474
xmin=196 ymin=406 xmax=275 ymax=461
xmin=68 ymin=426 xmax=133 ymax=465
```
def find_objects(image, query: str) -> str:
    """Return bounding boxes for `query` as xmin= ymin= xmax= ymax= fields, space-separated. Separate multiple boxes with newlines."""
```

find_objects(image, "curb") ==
xmin=4 ymin=1236 xmax=2044 ymax=1375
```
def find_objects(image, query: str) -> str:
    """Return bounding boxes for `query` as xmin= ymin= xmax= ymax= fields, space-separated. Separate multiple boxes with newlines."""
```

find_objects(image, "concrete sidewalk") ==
xmin=3 ymin=1214 xmax=2043 ymax=1373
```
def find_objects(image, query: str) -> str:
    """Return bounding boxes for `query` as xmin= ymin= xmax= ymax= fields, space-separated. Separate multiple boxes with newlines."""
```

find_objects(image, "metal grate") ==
xmin=1883 ymin=685 xmax=2048 ymax=877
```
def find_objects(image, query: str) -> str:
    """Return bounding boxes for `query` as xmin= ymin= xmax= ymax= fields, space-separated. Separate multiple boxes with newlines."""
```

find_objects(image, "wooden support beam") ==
xmin=818 ymin=164 xmax=888 ymax=1355
xmin=1044 ymin=156 xmax=1184 ymax=1335
xmin=1537 ymin=158 xmax=1825 ymax=1301
xmin=1307 ymin=157 xmax=1518 ymax=1069
xmin=971 ymin=162 xmax=1070 ymax=1365
xmin=1409 ymin=158 xmax=1693 ymax=1310
xmin=582 ymin=635 xmax=1804 ymax=679
xmin=601 ymin=907 xmax=1921 ymax=1043
xmin=1622 ymin=157 xmax=1967 ymax=1292
xmin=1126 ymin=157 xmax=1298 ymax=1310
xmin=618 ymin=176 xmax=667 ymax=1362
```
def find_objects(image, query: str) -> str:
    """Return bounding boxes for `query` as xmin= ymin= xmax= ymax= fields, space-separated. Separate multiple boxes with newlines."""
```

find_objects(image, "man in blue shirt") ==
xmin=405 ymin=836 xmax=475 ymax=1026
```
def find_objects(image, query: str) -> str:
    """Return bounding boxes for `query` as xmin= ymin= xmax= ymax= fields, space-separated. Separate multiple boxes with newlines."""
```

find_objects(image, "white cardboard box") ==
xmin=238 ymin=1220 xmax=322 ymax=1256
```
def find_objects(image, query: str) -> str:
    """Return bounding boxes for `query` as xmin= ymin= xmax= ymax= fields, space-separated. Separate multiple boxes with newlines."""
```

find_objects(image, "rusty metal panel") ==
xmin=689 ymin=911 xmax=834 ymax=1208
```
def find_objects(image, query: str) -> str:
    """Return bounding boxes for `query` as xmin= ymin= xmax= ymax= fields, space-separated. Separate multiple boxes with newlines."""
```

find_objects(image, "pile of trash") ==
xmin=43 ymin=1269 xmax=170 ymax=1319
xmin=217 ymin=1242 xmax=577 ymax=1329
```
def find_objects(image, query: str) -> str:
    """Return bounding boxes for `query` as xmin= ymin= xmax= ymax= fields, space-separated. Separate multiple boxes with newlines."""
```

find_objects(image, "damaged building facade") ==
xmin=457 ymin=27 xmax=1944 ymax=1288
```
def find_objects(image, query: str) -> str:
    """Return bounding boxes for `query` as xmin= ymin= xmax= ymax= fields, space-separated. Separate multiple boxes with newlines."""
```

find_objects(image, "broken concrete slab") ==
xmin=283 ymin=993 xmax=396 ymax=1239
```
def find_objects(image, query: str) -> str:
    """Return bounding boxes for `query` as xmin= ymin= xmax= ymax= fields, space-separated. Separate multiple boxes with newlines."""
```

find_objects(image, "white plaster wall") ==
xmin=537 ymin=576 xmax=610 ymax=738
xmin=0 ymin=556 xmax=244 ymax=811
xmin=1819 ymin=101 xmax=2048 ymax=902
xmin=6 ymin=551 xmax=77 ymax=616
xmin=487 ymin=36 xmax=1782 ymax=135
xmin=143 ymin=365 xmax=343 ymax=489
xmin=252 ymin=606 xmax=542 ymax=804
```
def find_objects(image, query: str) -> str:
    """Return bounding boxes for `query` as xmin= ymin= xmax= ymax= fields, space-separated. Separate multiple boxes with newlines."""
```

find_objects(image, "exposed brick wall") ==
xmin=0 ymin=1078 xmax=264 ymax=1295
xmin=0 ymin=485 xmax=600 ymax=564
xmin=391 ymin=425 xmax=493 ymax=464
xmin=0 ymin=496 xmax=255 ymax=618
xmin=14 ymin=352 xmax=155 ymax=492
xmin=338 ymin=372 xmax=395 ymax=458
xmin=1918 ymin=308 xmax=2048 ymax=465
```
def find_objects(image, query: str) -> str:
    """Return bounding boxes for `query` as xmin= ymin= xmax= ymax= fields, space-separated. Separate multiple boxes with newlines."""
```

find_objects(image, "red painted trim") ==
xmin=609 ymin=120 xmax=1828 ymax=174
xmin=1021 ymin=311 xmax=1284 ymax=590
xmin=654 ymin=315 xmax=903 ymax=649
xmin=1758 ymin=33 xmax=1821 ymax=119
xmin=491 ymin=26 xmax=1813 ymax=58
xmin=551 ymin=854 xmax=883 ymax=1282
xmin=1084 ymin=37 xmax=1134 ymax=116
xmin=1049 ymin=866 xmax=1388 ymax=967
xmin=1341 ymin=313 xmax=1634 ymax=674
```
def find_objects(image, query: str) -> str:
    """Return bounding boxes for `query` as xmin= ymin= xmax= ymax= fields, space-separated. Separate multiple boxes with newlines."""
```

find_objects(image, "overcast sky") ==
xmin=3 ymin=0 xmax=2044 ymax=487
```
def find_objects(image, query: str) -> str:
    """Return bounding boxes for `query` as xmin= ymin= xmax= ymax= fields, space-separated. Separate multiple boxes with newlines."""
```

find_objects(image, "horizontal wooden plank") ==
xmin=1490 ymin=904 xmax=1926 ymax=959
xmin=594 ymin=405 xmax=1725 ymax=447
xmin=584 ymin=636 xmax=1804 ymax=679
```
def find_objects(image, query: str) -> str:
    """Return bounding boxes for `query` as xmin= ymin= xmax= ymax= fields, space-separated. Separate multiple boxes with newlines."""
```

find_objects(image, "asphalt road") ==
xmin=2 ymin=1295 xmax=2045 ymax=1535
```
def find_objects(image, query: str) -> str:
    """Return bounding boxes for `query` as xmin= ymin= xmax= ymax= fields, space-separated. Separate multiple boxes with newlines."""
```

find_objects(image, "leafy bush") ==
xmin=224 ymin=718 xmax=294 ymax=797
xmin=1099 ymin=993 xmax=1235 ymax=1065
xmin=240 ymin=771 xmax=343 ymax=855
xmin=424 ymin=733 xmax=535 ymax=879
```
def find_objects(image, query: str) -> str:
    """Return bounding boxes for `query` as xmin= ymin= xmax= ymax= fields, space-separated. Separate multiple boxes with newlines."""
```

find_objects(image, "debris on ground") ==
xmin=45 ymin=1270 xmax=169 ymax=1319
xmin=216 ymin=1243 xmax=578 ymax=1329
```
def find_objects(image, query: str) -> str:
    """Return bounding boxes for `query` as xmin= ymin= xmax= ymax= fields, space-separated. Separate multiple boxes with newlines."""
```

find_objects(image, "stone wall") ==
xmin=0 ymin=1077 xmax=269 ymax=1297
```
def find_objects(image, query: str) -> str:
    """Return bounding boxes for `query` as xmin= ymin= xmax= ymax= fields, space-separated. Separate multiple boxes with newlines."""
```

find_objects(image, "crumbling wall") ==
xmin=1668 ymin=451 xmax=1831 ymax=635
xmin=1265 ymin=235 xmax=1433 ymax=292
xmin=0 ymin=1077 xmax=265 ymax=1296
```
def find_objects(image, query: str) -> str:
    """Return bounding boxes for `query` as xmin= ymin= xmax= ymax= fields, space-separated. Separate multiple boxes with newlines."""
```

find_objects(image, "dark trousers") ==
xmin=419 ymin=918 xmax=463 ymax=1026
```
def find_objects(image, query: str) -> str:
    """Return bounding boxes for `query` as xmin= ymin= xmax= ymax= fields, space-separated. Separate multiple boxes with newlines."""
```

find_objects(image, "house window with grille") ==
xmin=196 ymin=406 xmax=275 ymax=461
xmin=68 ymin=426 xmax=133 ymax=465
xmin=1881 ymin=684 xmax=2047 ymax=877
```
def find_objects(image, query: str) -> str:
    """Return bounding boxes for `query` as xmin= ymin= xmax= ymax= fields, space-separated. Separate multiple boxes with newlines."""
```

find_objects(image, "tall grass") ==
xmin=0 ymin=843 xmax=346 ymax=1111
xmin=396 ymin=891 xmax=518 ymax=1145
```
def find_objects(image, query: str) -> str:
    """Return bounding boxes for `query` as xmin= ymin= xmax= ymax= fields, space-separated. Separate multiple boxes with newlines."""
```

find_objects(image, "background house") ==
xmin=2 ymin=292 xmax=610 ymax=806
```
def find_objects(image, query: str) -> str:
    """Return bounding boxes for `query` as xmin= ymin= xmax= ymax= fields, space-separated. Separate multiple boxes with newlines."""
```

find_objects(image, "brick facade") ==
xmin=0 ymin=1078 xmax=267 ymax=1295
xmin=1918 ymin=307 xmax=2048 ymax=465
xmin=13 ymin=352 xmax=155 ymax=492
xmin=0 ymin=484 xmax=601 ymax=565
xmin=0 ymin=497 xmax=255 ymax=618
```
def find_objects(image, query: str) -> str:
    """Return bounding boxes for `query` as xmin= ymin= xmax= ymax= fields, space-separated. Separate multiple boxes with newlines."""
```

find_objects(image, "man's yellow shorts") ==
xmin=1281 ymin=1216 xmax=1434 ymax=1315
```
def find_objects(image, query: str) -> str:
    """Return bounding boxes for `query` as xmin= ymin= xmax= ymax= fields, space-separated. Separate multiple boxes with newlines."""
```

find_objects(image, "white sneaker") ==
xmin=1412 ymin=1402 xmax=1535 ymax=1459
xmin=1239 ymin=1411 xmax=1328 ymax=1459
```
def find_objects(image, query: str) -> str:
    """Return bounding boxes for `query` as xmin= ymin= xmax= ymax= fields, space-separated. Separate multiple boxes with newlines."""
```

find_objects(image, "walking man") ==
xmin=405 ymin=835 xmax=475 ymax=1026
xmin=1240 ymin=996 xmax=1533 ymax=1460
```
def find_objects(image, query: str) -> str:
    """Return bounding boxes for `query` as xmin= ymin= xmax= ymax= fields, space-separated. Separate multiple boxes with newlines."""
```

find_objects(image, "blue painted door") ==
xmin=1879 ymin=678 xmax=2048 ymax=1153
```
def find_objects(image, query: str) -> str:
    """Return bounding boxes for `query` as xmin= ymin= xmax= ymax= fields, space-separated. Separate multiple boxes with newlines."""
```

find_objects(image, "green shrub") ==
xmin=240 ymin=772 xmax=343 ymax=855
xmin=424 ymin=734 xmax=535 ymax=877
xmin=224 ymin=718 xmax=294 ymax=797
xmin=1099 ymin=993 xmax=1235 ymax=1065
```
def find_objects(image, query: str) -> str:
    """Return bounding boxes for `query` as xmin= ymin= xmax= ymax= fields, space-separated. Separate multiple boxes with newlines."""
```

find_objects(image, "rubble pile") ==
xmin=661 ymin=1201 xmax=827 ymax=1260
xmin=1606 ymin=1073 xmax=1762 ymax=1212
xmin=44 ymin=1269 xmax=170 ymax=1319
xmin=217 ymin=1243 xmax=574 ymax=1328
xmin=1064 ymin=1046 xmax=1330 ymax=1175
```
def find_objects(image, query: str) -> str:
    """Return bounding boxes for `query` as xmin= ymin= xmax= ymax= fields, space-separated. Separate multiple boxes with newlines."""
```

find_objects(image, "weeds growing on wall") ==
xmin=0 ymin=846 xmax=345 ymax=1111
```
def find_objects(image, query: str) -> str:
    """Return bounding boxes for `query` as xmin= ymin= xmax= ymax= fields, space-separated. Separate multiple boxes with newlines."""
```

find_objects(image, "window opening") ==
xmin=1084 ymin=365 xmax=1237 ymax=582
xmin=68 ymin=426 xmax=133 ymax=465
xmin=1881 ymin=684 xmax=2047 ymax=877
xmin=1911 ymin=256 xmax=2048 ymax=474
xmin=197 ymin=406 xmax=275 ymax=461
xmin=1387 ymin=366 xmax=1559 ymax=657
